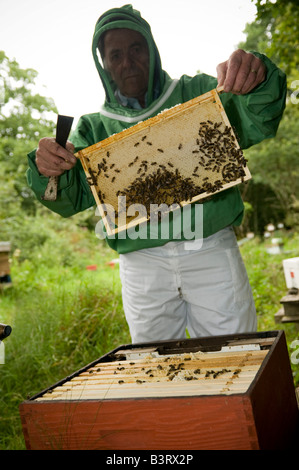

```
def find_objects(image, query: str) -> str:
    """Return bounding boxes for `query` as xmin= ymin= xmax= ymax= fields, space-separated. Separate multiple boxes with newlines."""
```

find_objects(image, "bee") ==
xmin=112 ymin=177 xmax=116 ymax=183
xmin=141 ymin=135 xmax=147 ymax=141
xmin=146 ymin=141 xmax=152 ymax=146
xmin=115 ymin=169 xmax=120 ymax=173
xmin=110 ymin=163 xmax=115 ymax=169
xmin=128 ymin=162 xmax=134 ymax=167
xmin=136 ymin=379 xmax=144 ymax=384
xmin=106 ymin=151 xmax=110 ymax=158
xmin=167 ymin=162 xmax=174 ymax=168
xmin=134 ymin=142 xmax=140 ymax=147
xmin=157 ymin=148 xmax=164 ymax=153
xmin=118 ymin=380 xmax=124 ymax=384
xmin=134 ymin=156 xmax=139 ymax=162
xmin=178 ymin=143 xmax=182 ymax=150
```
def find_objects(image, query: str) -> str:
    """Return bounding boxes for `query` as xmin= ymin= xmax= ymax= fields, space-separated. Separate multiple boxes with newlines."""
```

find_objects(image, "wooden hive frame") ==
xmin=76 ymin=87 xmax=251 ymax=236
xmin=32 ymin=348 xmax=269 ymax=401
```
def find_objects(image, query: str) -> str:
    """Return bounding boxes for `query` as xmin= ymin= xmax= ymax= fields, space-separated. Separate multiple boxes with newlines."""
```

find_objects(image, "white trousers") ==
xmin=119 ymin=227 xmax=257 ymax=343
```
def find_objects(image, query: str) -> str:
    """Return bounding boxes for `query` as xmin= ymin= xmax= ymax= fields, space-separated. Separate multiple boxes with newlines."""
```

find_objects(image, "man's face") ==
xmin=103 ymin=29 xmax=150 ymax=104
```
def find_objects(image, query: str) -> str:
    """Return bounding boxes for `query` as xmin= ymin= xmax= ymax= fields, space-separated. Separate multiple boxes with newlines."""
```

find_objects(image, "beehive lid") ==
xmin=0 ymin=242 xmax=11 ymax=253
xmin=76 ymin=87 xmax=251 ymax=236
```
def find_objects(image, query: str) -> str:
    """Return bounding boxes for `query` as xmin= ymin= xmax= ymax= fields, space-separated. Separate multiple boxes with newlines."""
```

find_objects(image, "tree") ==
xmin=237 ymin=1 xmax=299 ymax=233
xmin=254 ymin=0 xmax=299 ymax=75
xmin=0 ymin=51 xmax=57 ymax=222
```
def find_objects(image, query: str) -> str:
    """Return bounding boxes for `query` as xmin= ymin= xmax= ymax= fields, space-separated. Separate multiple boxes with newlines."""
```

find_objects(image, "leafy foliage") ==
xmin=237 ymin=1 xmax=299 ymax=235
xmin=254 ymin=0 xmax=299 ymax=75
xmin=0 ymin=51 xmax=57 ymax=222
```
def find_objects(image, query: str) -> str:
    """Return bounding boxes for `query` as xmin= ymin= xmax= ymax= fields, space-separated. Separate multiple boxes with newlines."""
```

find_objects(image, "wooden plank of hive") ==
xmin=76 ymin=87 xmax=251 ymax=236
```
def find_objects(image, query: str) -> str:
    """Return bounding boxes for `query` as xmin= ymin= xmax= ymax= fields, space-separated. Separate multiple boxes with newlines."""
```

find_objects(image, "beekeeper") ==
xmin=27 ymin=5 xmax=287 ymax=343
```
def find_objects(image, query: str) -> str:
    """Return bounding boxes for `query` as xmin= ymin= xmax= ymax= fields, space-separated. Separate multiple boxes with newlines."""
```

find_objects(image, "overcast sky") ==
xmin=1 ymin=0 xmax=257 ymax=124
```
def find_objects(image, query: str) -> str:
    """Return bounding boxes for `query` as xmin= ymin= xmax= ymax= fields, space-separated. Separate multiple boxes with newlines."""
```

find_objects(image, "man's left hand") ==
xmin=217 ymin=49 xmax=266 ymax=95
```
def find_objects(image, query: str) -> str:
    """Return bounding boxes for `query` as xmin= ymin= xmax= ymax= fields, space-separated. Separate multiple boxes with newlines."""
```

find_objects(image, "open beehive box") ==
xmin=76 ymin=87 xmax=251 ymax=236
xmin=20 ymin=331 xmax=298 ymax=450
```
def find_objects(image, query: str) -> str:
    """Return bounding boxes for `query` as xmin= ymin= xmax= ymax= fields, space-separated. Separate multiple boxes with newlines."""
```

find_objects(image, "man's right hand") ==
xmin=35 ymin=137 xmax=77 ymax=177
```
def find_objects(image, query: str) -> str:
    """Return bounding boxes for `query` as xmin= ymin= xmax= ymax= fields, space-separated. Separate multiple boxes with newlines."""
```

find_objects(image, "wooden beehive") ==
xmin=76 ymin=87 xmax=251 ymax=236
xmin=19 ymin=331 xmax=298 ymax=450
xmin=0 ymin=242 xmax=11 ymax=278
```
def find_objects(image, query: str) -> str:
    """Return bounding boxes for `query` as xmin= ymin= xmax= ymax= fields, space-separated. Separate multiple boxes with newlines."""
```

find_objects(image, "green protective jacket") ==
xmin=27 ymin=4 xmax=287 ymax=254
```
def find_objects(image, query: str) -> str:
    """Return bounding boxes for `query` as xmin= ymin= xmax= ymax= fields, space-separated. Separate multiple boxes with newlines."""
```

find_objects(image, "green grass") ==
xmin=240 ymin=230 xmax=299 ymax=385
xmin=0 ymin=215 xmax=130 ymax=449
xmin=0 ymin=216 xmax=298 ymax=450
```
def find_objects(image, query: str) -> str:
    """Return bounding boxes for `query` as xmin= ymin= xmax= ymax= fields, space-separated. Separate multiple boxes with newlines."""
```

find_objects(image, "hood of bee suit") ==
xmin=92 ymin=4 xmax=165 ymax=107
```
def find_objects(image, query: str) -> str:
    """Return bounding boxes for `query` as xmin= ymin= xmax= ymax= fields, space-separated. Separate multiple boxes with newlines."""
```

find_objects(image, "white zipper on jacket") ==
xmin=99 ymin=79 xmax=179 ymax=123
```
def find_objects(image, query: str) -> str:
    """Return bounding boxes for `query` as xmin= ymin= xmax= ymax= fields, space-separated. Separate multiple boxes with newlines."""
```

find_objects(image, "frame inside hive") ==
xmin=76 ymin=87 xmax=251 ymax=236
xmin=35 ymin=347 xmax=268 ymax=401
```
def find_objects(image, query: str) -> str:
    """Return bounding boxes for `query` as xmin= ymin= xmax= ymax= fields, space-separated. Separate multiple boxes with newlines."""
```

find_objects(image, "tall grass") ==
xmin=0 ymin=213 xmax=298 ymax=449
xmin=0 ymin=213 xmax=130 ymax=449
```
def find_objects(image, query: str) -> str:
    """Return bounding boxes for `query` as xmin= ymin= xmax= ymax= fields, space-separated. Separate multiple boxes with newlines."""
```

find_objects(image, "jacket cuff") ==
xmin=27 ymin=149 xmax=75 ymax=198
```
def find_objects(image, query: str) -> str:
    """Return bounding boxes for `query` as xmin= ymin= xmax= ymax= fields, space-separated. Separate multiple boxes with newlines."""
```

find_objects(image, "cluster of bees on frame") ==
xmin=88 ymin=356 xmax=242 ymax=386
xmin=85 ymin=119 xmax=247 ymax=220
